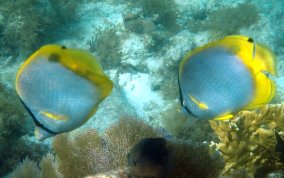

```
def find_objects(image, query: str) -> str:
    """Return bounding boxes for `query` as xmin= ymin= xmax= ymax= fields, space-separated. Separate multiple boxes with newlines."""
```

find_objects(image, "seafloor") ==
xmin=0 ymin=0 xmax=284 ymax=177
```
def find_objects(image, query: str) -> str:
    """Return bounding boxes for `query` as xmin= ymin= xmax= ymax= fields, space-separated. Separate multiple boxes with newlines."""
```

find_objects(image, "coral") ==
xmin=87 ymin=141 xmax=223 ymax=178
xmin=8 ymin=154 xmax=59 ymax=178
xmin=39 ymin=154 xmax=60 ymax=178
xmin=8 ymin=116 xmax=225 ymax=178
xmin=125 ymin=136 xmax=223 ymax=178
xmin=8 ymin=157 xmax=40 ymax=178
xmin=103 ymin=117 xmax=162 ymax=169
xmin=52 ymin=128 xmax=108 ymax=178
xmin=8 ymin=117 xmax=160 ymax=177
xmin=87 ymin=142 xmax=224 ymax=178
xmin=189 ymin=3 xmax=259 ymax=37
xmin=85 ymin=168 xmax=128 ymax=178
xmin=209 ymin=104 xmax=284 ymax=177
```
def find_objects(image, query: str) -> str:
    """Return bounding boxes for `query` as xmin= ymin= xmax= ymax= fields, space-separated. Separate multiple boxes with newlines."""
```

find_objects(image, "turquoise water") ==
xmin=0 ymin=0 xmax=284 ymax=177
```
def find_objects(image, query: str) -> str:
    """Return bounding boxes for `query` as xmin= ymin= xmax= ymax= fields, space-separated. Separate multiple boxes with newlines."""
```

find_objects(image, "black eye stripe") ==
xmin=48 ymin=53 xmax=60 ymax=62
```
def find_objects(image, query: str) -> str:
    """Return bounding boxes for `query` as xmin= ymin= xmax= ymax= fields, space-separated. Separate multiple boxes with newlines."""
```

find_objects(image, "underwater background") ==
xmin=0 ymin=0 xmax=284 ymax=177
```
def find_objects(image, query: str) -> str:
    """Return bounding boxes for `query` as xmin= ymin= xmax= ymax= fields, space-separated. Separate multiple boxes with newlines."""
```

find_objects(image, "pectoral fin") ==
xmin=189 ymin=94 xmax=209 ymax=110
xmin=40 ymin=111 xmax=69 ymax=121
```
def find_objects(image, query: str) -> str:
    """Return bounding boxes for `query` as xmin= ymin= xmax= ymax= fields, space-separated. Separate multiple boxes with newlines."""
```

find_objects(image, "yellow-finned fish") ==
xmin=178 ymin=35 xmax=277 ymax=120
xmin=16 ymin=45 xmax=113 ymax=140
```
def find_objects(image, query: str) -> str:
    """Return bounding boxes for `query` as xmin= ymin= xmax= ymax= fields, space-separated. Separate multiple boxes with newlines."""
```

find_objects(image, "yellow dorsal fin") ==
xmin=45 ymin=45 xmax=113 ymax=100
xmin=179 ymin=35 xmax=255 ymax=79
xmin=18 ymin=45 xmax=114 ymax=101
xmin=219 ymin=36 xmax=255 ymax=68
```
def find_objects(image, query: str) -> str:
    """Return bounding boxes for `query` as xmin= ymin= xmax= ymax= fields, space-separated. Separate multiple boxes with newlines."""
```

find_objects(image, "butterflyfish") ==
xmin=127 ymin=138 xmax=174 ymax=178
xmin=178 ymin=35 xmax=277 ymax=120
xmin=16 ymin=45 xmax=113 ymax=140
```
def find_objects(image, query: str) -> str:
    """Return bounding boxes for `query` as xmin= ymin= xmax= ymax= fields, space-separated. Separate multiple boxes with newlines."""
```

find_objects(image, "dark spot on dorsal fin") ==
xmin=248 ymin=38 xmax=254 ymax=43
xmin=61 ymin=46 xmax=67 ymax=49
xmin=48 ymin=53 xmax=60 ymax=62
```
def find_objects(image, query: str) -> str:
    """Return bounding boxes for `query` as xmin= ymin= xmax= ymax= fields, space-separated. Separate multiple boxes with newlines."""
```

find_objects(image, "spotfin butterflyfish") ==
xmin=178 ymin=35 xmax=277 ymax=120
xmin=16 ymin=45 xmax=113 ymax=140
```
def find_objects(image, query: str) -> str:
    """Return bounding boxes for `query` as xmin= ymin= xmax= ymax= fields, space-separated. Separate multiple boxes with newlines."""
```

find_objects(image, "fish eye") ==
xmin=247 ymin=38 xmax=254 ymax=43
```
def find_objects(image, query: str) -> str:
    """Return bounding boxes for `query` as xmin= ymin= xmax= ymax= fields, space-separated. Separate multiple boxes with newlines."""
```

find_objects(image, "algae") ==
xmin=8 ymin=117 xmax=160 ymax=177
xmin=0 ymin=0 xmax=82 ymax=56
xmin=8 ymin=116 xmax=223 ymax=178
xmin=89 ymin=28 xmax=123 ymax=70
xmin=0 ymin=82 xmax=48 ymax=176
xmin=8 ymin=157 xmax=40 ymax=178
xmin=189 ymin=3 xmax=259 ymax=37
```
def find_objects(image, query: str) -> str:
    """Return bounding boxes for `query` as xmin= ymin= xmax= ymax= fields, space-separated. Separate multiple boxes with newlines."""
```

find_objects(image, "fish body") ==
xmin=179 ymin=35 xmax=276 ymax=120
xmin=127 ymin=138 xmax=174 ymax=178
xmin=16 ymin=45 xmax=113 ymax=140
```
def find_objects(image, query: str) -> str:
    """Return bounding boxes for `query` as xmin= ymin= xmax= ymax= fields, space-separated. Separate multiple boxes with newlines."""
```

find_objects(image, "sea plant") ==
xmin=48 ymin=0 xmax=82 ymax=23
xmin=0 ymin=84 xmax=28 ymax=176
xmin=168 ymin=140 xmax=223 ymax=178
xmin=160 ymin=102 xmax=217 ymax=143
xmin=189 ymin=3 xmax=260 ymax=36
xmin=8 ymin=117 xmax=161 ymax=177
xmin=103 ymin=117 xmax=162 ymax=169
xmin=8 ymin=116 xmax=224 ymax=178
xmin=0 ymin=0 xmax=43 ymax=53
xmin=8 ymin=157 xmax=40 ymax=178
xmin=0 ymin=0 xmax=82 ymax=56
xmin=89 ymin=28 xmax=123 ymax=69
xmin=139 ymin=0 xmax=179 ymax=32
